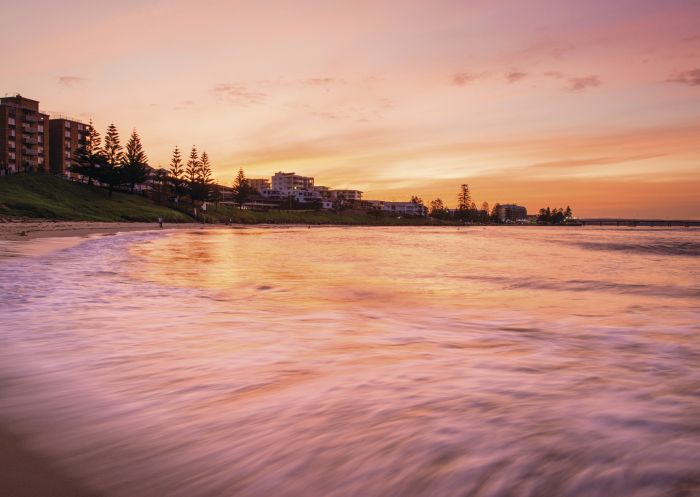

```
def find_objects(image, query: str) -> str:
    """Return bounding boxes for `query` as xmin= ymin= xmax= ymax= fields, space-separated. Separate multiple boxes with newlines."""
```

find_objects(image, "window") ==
xmin=65 ymin=122 xmax=71 ymax=129
xmin=38 ymin=156 xmax=44 ymax=164
xmin=8 ymin=117 xmax=15 ymax=125
xmin=9 ymin=130 xmax=15 ymax=137
xmin=65 ymin=131 xmax=71 ymax=138
xmin=38 ymin=125 xmax=44 ymax=132
xmin=9 ymin=152 xmax=15 ymax=160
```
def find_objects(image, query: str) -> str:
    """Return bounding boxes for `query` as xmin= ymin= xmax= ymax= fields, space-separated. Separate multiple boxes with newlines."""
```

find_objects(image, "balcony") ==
xmin=21 ymin=125 xmax=37 ymax=134
xmin=22 ymin=147 xmax=38 ymax=156
xmin=23 ymin=114 xmax=39 ymax=123
xmin=23 ymin=136 xmax=38 ymax=145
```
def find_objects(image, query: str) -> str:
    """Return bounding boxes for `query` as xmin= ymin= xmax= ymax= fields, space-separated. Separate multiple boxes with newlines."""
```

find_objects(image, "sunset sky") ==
xmin=3 ymin=0 xmax=699 ymax=217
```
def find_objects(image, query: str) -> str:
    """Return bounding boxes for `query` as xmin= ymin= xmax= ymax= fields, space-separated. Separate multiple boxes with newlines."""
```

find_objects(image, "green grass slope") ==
xmin=0 ymin=174 xmax=192 ymax=222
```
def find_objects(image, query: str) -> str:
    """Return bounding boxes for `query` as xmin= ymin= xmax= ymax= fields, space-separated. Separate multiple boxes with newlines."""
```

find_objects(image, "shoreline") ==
xmin=0 ymin=221 xmax=212 ymax=260
xmin=0 ymin=221 xmax=207 ymax=242
xmin=1 ymin=220 xmax=693 ymax=245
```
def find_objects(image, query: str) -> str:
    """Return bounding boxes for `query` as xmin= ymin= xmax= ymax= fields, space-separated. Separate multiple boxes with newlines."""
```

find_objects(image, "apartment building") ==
xmin=49 ymin=117 xmax=89 ymax=176
xmin=0 ymin=94 xmax=50 ymax=174
xmin=246 ymin=178 xmax=271 ymax=193
xmin=497 ymin=204 xmax=527 ymax=222
xmin=329 ymin=189 xmax=363 ymax=201
xmin=367 ymin=200 xmax=427 ymax=217
xmin=271 ymin=171 xmax=314 ymax=195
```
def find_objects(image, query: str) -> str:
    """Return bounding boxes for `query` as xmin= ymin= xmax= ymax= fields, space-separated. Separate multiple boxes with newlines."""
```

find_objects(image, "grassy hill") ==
xmin=0 ymin=174 xmax=192 ymax=222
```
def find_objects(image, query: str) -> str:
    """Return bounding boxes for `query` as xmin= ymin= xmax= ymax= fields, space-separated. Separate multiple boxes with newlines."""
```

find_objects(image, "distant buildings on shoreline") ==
xmin=240 ymin=171 xmax=428 ymax=216
xmin=1 ymin=93 xmax=532 ymax=221
xmin=496 ymin=204 xmax=528 ymax=223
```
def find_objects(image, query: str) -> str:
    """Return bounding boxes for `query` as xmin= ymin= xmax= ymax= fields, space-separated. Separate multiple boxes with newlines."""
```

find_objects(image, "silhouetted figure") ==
xmin=158 ymin=216 xmax=163 ymax=229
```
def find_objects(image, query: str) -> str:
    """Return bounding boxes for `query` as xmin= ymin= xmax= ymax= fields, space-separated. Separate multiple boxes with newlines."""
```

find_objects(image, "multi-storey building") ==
xmin=49 ymin=117 xmax=89 ymax=176
xmin=329 ymin=189 xmax=363 ymax=201
xmin=246 ymin=178 xmax=271 ymax=193
xmin=496 ymin=204 xmax=528 ymax=222
xmin=271 ymin=171 xmax=314 ymax=195
xmin=382 ymin=201 xmax=427 ymax=217
xmin=0 ymin=94 xmax=50 ymax=174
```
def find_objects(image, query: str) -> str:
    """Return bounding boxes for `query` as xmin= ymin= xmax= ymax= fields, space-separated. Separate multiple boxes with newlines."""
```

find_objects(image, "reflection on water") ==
xmin=1 ymin=226 xmax=699 ymax=497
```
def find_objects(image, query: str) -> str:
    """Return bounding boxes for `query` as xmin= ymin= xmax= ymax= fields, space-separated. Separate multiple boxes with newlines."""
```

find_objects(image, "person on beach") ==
xmin=158 ymin=216 xmax=163 ymax=229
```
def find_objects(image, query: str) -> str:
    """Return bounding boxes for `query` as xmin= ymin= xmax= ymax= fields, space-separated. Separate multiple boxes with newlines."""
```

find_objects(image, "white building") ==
xmin=271 ymin=171 xmax=314 ymax=195
xmin=329 ymin=189 xmax=363 ymax=201
xmin=382 ymin=200 xmax=428 ymax=216
xmin=293 ymin=189 xmax=323 ymax=204
xmin=246 ymin=178 xmax=270 ymax=193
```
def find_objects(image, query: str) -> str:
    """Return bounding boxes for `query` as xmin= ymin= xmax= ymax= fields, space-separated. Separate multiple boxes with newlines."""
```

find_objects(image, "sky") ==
xmin=2 ymin=0 xmax=699 ymax=217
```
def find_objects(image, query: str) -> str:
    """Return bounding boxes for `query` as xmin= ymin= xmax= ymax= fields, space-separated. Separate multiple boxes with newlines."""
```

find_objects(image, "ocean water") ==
xmin=0 ymin=226 xmax=699 ymax=497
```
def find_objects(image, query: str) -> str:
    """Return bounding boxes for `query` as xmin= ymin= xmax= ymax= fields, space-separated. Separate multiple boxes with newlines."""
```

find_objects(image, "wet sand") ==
xmin=0 ymin=425 xmax=98 ymax=497
xmin=0 ymin=221 xmax=206 ymax=242
xmin=0 ymin=221 xmax=218 ymax=259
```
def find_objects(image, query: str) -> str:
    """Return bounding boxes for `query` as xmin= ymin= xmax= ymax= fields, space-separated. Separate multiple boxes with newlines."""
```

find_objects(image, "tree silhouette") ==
xmin=198 ymin=151 xmax=214 ymax=201
xmin=73 ymin=119 xmax=102 ymax=185
xmin=232 ymin=168 xmax=255 ymax=209
xmin=185 ymin=146 xmax=200 ymax=200
xmin=457 ymin=184 xmax=471 ymax=211
xmin=122 ymin=129 xmax=149 ymax=192
xmin=168 ymin=146 xmax=185 ymax=200
xmin=102 ymin=123 xmax=123 ymax=168
xmin=491 ymin=203 xmax=501 ymax=222
xmin=97 ymin=123 xmax=124 ymax=196
xmin=185 ymin=146 xmax=199 ymax=186
xmin=429 ymin=198 xmax=448 ymax=219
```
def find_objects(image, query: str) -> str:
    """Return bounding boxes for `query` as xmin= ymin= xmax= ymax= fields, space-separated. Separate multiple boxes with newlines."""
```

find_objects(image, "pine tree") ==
xmin=97 ymin=123 xmax=124 ymax=196
xmin=491 ymin=203 xmax=502 ymax=222
xmin=122 ymin=129 xmax=150 ymax=192
xmin=198 ymin=151 xmax=214 ymax=201
xmin=169 ymin=146 xmax=183 ymax=180
xmin=73 ymin=119 xmax=102 ymax=185
xmin=429 ymin=198 xmax=446 ymax=218
xmin=199 ymin=151 xmax=213 ymax=184
xmin=102 ymin=123 xmax=123 ymax=167
xmin=185 ymin=146 xmax=199 ymax=185
xmin=168 ymin=146 xmax=185 ymax=199
xmin=232 ymin=167 xmax=254 ymax=209
xmin=457 ymin=184 xmax=471 ymax=211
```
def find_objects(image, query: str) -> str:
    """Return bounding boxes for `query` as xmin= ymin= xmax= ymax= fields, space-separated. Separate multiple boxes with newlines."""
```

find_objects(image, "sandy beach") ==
xmin=0 ymin=425 xmax=98 ymax=497
xmin=0 ymin=220 xmax=207 ymax=242
xmin=0 ymin=221 xmax=215 ymax=260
